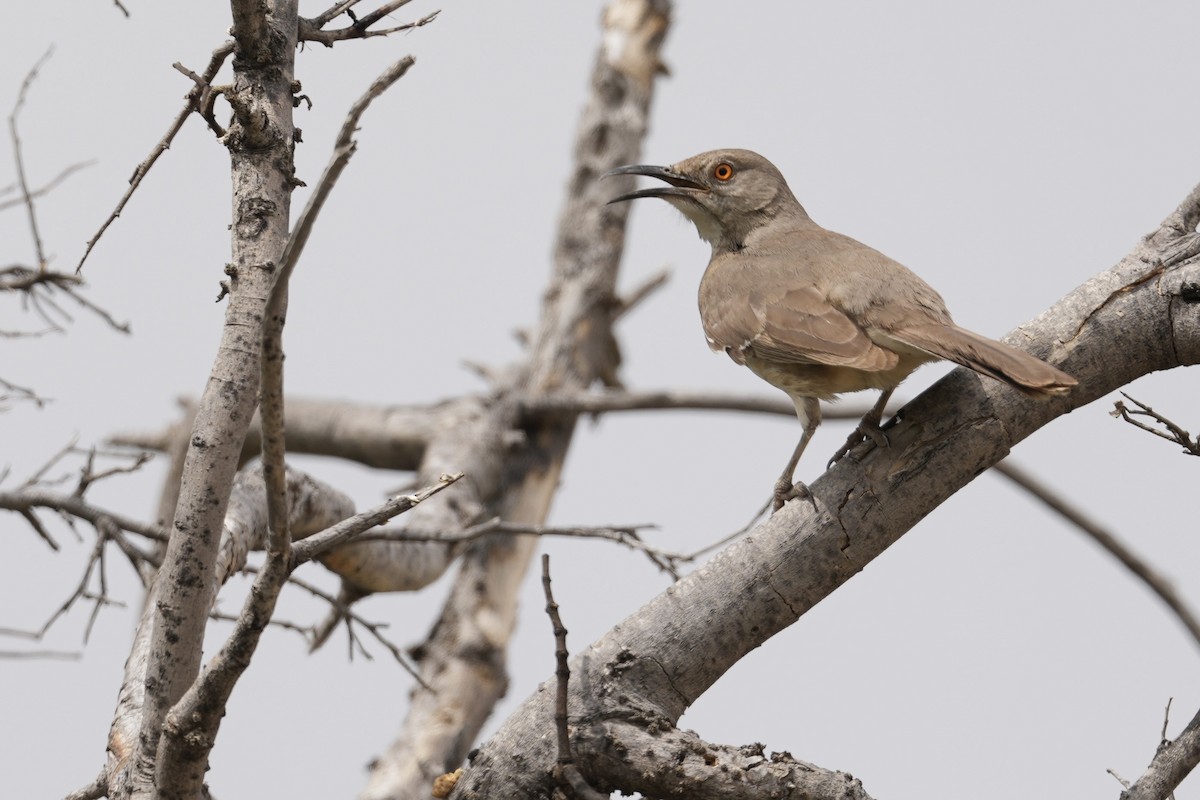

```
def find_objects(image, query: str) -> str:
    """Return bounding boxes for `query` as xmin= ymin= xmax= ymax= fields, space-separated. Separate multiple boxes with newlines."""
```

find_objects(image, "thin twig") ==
xmin=354 ymin=517 xmax=681 ymax=578
xmin=0 ymin=265 xmax=81 ymax=291
xmin=286 ymin=573 xmax=424 ymax=682
xmin=684 ymin=496 xmax=773 ymax=563
xmin=300 ymin=4 xmax=439 ymax=47
xmin=1 ymin=265 xmax=130 ymax=334
xmin=994 ymin=461 xmax=1200 ymax=650
xmin=77 ymin=41 xmax=235 ymax=272
xmin=0 ymin=159 xmax=95 ymax=212
xmin=1112 ymin=392 xmax=1200 ymax=456
xmin=0 ymin=649 xmax=80 ymax=660
xmin=309 ymin=0 xmax=364 ymax=28
xmin=20 ymin=436 xmax=81 ymax=488
xmin=9 ymin=47 xmax=54 ymax=270
xmin=211 ymin=563 xmax=425 ymax=682
xmin=209 ymin=609 xmax=311 ymax=637
xmin=258 ymin=55 xmax=416 ymax=567
xmin=612 ymin=265 xmax=671 ymax=321
xmin=0 ymin=376 xmax=47 ymax=409
xmin=170 ymin=63 xmax=225 ymax=137
xmin=518 ymin=388 xmax=879 ymax=421
xmin=75 ymin=446 xmax=153 ymax=495
xmin=306 ymin=581 xmax=367 ymax=653
xmin=541 ymin=554 xmax=608 ymax=800
xmin=271 ymin=54 xmax=415 ymax=293
xmin=0 ymin=487 xmax=167 ymax=543
xmin=290 ymin=472 xmax=462 ymax=564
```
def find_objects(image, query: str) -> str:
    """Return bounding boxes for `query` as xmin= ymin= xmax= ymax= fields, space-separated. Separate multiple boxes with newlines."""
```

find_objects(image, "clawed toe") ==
xmin=772 ymin=477 xmax=815 ymax=513
xmin=828 ymin=422 xmax=890 ymax=468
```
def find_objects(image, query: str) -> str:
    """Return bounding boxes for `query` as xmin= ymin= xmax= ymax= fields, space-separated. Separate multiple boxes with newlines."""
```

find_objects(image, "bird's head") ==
xmin=605 ymin=148 xmax=806 ymax=251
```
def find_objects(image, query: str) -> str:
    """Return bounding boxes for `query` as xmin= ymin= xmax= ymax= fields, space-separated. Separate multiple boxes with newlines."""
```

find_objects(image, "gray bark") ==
xmin=359 ymin=2 xmax=673 ymax=797
xmin=448 ymin=133 xmax=1200 ymax=800
xmin=106 ymin=3 xmax=300 ymax=798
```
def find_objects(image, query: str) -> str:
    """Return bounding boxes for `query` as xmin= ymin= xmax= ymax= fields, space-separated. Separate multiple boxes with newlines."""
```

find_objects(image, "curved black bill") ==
xmin=603 ymin=164 xmax=708 ymax=204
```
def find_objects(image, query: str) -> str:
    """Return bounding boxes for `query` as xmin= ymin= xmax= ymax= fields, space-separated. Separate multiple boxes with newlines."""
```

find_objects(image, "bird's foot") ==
xmin=772 ymin=476 xmax=815 ymax=513
xmin=827 ymin=421 xmax=890 ymax=468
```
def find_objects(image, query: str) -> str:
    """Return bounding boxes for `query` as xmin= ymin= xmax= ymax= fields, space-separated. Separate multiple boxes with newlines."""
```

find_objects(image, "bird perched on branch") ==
xmin=606 ymin=148 xmax=1076 ymax=511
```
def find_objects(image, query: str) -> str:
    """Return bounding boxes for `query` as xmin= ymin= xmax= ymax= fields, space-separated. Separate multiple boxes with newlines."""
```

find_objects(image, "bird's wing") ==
xmin=705 ymin=284 xmax=899 ymax=371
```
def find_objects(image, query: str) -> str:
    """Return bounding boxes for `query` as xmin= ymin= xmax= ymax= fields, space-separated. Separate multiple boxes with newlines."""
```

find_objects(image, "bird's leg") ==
xmin=828 ymin=388 xmax=894 ymax=468
xmin=774 ymin=397 xmax=821 ymax=512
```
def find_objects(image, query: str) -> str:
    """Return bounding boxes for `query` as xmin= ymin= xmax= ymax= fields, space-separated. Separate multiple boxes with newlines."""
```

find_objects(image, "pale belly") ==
xmin=742 ymin=350 xmax=934 ymax=402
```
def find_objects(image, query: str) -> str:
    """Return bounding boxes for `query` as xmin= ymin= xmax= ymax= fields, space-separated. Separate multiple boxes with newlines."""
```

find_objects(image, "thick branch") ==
xmin=361 ymin=2 xmax=673 ymax=797
xmin=1121 ymin=705 xmax=1200 ymax=800
xmin=581 ymin=724 xmax=876 ymax=800
xmin=110 ymin=397 xmax=436 ymax=470
xmin=152 ymin=471 xmax=455 ymax=793
xmin=451 ymin=126 xmax=1200 ymax=800
xmin=110 ymin=4 xmax=301 ymax=798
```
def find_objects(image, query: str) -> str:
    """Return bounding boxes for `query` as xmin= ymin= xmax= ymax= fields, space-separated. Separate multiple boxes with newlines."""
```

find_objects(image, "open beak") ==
xmin=603 ymin=164 xmax=709 ymax=204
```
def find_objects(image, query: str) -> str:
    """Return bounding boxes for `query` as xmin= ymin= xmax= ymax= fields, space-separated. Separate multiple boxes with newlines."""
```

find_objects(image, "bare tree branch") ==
xmin=0 ymin=486 xmax=167 ymax=543
xmin=0 ymin=375 xmax=46 ymax=409
xmin=1113 ymin=392 xmax=1200 ymax=456
xmin=1121 ymin=704 xmax=1200 ymax=800
xmin=76 ymin=40 xmax=235 ymax=273
xmin=541 ymin=554 xmax=608 ymax=800
xmin=262 ymin=572 xmax=420 ymax=672
xmin=308 ymin=0 xmax=365 ymax=28
xmin=299 ymin=3 xmax=439 ymax=47
xmin=0 ymin=649 xmax=80 ymax=660
xmin=355 ymin=517 xmax=678 ymax=577
xmin=153 ymin=470 xmax=455 ymax=794
xmin=611 ymin=264 xmax=670 ymax=322
xmin=522 ymin=385 xmax=1200 ymax=653
xmin=110 ymin=396 xmax=437 ymax=470
xmin=518 ymin=387 xmax=879 ymax=420
xmin=994 ymin=460 xmax=1200 ymax=650
xmin=453 ymin=39 xmax=1200 ymax=800
xmin=9 ymin=47 xmax=54 ymax=270
xmin=363 ymin=3 xmax=675 ymax=796
xmin=257 ymin=56 xmax=418 ymax=556
xmin=115 ymin=6 xmax=301 ymax=795
xmin=170 ymin=62 xmax=226 ymax=137
xmin=291 ymin=472 xmax=462 ymax=564
xmin=0 ymin=158 xmax=94 ymax=212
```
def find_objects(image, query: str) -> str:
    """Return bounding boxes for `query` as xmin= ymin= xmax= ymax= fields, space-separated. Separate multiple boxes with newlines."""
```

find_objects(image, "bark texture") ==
xmin=106 ymin=4 xmax=300 ymax=798
xmin=447 ymin=107 xmax=1200 ymax=800
xmin=358 ymin=2 xmax=673 ymax=798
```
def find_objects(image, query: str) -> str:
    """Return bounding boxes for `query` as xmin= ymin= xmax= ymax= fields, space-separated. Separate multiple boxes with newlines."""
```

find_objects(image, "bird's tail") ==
xmin=894 ymin=323 xmax=1076 ymax=396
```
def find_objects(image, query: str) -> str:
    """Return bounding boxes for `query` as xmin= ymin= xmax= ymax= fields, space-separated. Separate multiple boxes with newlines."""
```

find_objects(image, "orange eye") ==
xmin=714 ymin=163 xmax=734 ymax=181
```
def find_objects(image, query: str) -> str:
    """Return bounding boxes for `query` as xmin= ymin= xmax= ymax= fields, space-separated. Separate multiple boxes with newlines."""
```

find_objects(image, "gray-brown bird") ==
xmin=607 ymin=148 xmax=1076 ymax=511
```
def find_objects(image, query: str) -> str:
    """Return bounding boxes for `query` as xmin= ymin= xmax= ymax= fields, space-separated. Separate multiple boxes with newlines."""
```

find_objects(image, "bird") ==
xmin=605 ymin=148 xmax=1076 ymax=511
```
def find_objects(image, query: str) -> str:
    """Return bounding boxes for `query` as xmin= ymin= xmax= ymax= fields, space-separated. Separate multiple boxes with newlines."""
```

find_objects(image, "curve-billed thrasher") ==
xmin=606 ymin=148 xmax=1076 ymax=511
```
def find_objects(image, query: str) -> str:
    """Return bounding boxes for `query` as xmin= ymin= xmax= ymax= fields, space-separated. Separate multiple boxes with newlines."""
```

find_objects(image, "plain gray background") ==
xmin=3 ymin=2 xmax=1198 ymax=798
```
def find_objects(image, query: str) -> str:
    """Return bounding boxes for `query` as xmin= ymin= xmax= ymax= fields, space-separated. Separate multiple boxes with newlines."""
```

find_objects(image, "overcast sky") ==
xmin=3 ymin=2 xmax=1199 ymax=798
